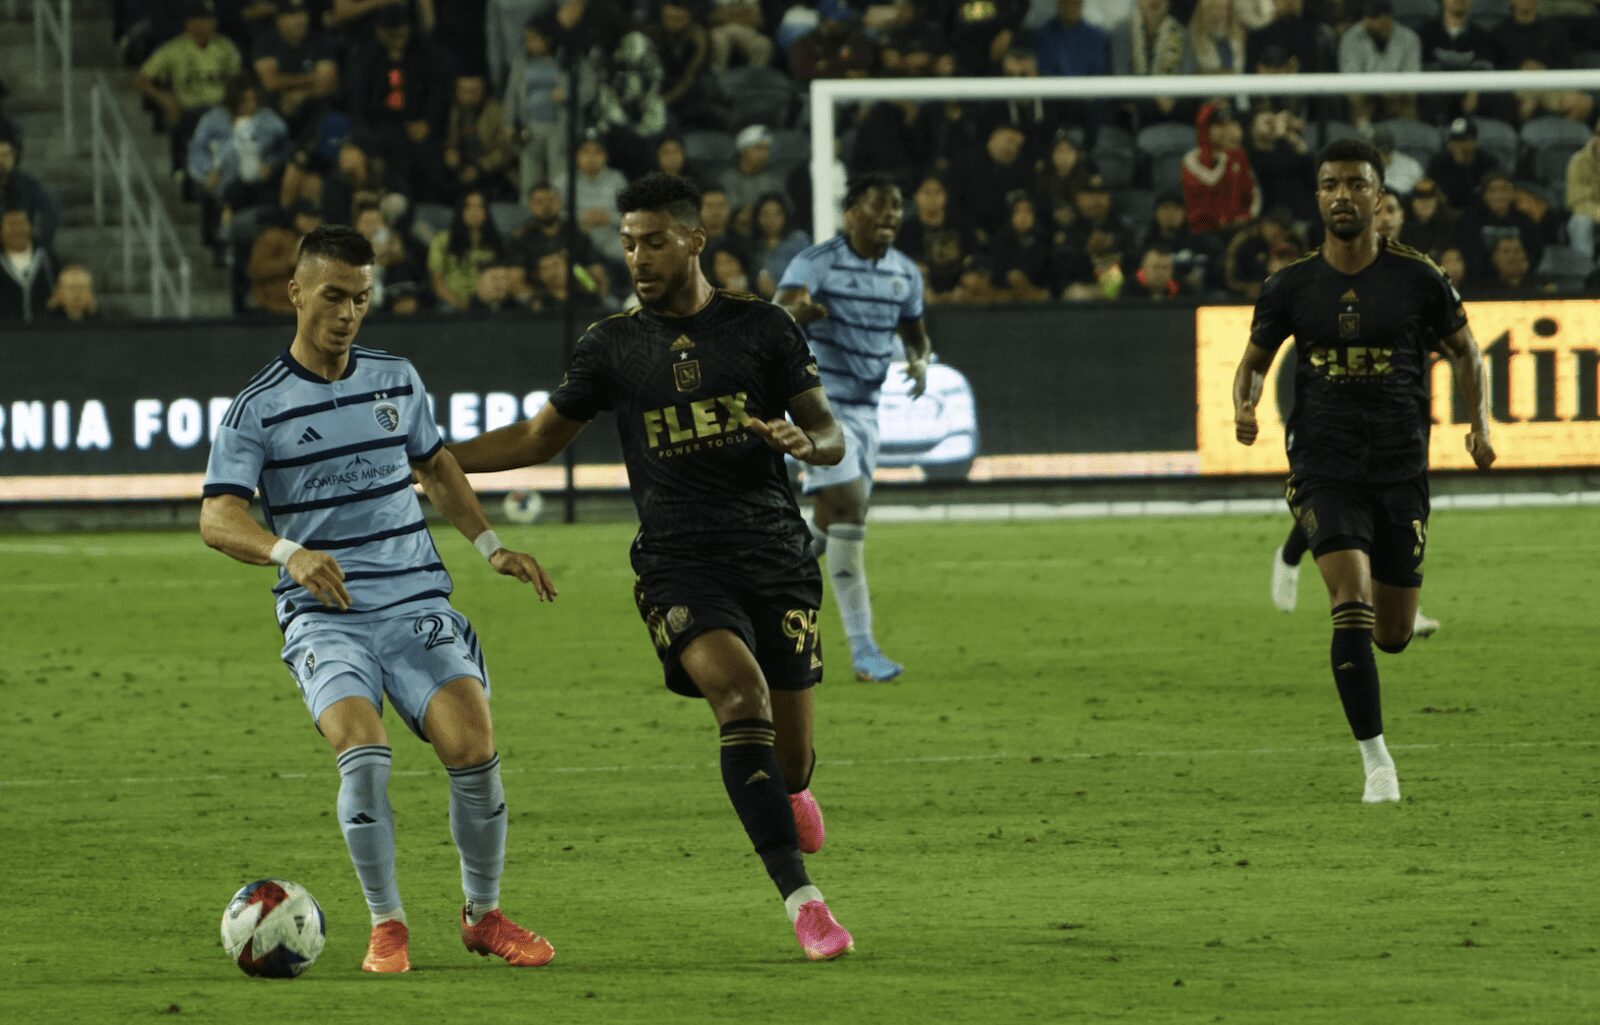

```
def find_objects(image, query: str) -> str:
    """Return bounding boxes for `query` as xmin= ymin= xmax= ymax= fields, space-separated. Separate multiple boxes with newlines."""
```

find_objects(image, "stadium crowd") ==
xmin=7 ymin=0 xmax=1600 ymax=319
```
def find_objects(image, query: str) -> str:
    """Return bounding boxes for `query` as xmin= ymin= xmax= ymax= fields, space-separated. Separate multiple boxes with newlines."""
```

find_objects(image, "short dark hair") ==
xmin=295 ymin=224 xmax=374 ymax=271
xmin=1315 ymin=139 xmax=1385 ymax=184
xmin=616 ymin=172 xmax=702 ymax=226
xmin=844 ymin=171 xmax=899 ymax=211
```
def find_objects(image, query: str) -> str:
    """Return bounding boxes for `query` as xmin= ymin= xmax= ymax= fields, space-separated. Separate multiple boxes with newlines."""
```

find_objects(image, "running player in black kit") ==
xmin=1233 ymin=139 xmax=1496 ymax=804
xmin=449 ymin=173 xmax=855 ymax=960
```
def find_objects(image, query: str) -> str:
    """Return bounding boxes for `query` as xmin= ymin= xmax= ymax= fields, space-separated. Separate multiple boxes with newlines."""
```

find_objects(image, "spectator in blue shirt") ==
xmin=1035 ymin=0 xmax=1112 ymax=77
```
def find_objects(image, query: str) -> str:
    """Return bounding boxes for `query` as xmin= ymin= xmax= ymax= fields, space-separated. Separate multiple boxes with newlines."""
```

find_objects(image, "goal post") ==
xmin=807 ymin=68 xmax=1600 ymax=240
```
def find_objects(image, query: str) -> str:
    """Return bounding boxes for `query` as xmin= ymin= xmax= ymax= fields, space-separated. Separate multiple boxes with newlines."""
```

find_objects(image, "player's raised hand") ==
xmin=286 ymin=549 xmax=352 ymax=610
xmin=1235 ymin=404 xmax=1259 ymax=446
xmin=1465 ymin=428 xmax=1496 ymax=470
xmin=904 ymin=357 xmax=929 ymax=399
xmin=489 ymin=548 xmax=558 ymax=601
xmin=748 ymin=416 xmax=816 ymax=461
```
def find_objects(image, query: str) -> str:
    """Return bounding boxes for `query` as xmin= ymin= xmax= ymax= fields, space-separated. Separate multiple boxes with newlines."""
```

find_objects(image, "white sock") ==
xmin=826 ymin=524 xmax=873 ymax=654
xmin=1358 ymin=735 xmax=1394 ymax=775
xmin=464 ymin=899 xmax=499 ymax=926
xmin=784 ymin=884 xmax=825 ymax=922
xmin=371 ymin=908 xmax=407 ymax=928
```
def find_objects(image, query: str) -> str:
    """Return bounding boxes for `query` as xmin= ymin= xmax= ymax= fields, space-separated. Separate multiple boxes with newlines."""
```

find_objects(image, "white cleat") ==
xmin=1271 ymin=546 xmax=1299 ymax=613
xmin=1362 ymin=765 xmax=1401 ymax=804
xmin=1413 ymin=609 xmax=1440 ymax=637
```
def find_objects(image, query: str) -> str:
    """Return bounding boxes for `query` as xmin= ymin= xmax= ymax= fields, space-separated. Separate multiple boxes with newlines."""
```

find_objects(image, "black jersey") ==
xmin=1249 ymin=238 xmax=1467 ymax=483
xmin=549 ymin=290 xmax=824 ymax=558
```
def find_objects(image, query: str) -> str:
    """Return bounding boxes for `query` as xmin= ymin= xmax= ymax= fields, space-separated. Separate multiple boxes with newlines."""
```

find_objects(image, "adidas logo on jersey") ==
xmin=746 ymin=770 xmax=771 ymax=785
xmin=810 ymin=652 xmax=823 ymax=670
xmin=297 ymin=426 xmax=323 ymax=445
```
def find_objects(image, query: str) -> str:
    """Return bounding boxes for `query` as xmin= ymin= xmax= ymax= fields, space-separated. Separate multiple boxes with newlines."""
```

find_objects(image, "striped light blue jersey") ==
xmin=203 ymin=345 xmax=451 ymax=630
xmin=777 ymin=235 xmax=924 ymax=407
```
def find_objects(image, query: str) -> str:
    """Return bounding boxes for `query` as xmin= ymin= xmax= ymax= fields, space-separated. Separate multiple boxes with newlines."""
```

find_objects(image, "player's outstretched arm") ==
xmin=749 ymin=386 xmax=845 ymax=466
xmin=199 ymin=495 xmax=351 ymax=609
xmin=1232 ymin=342 xmax=1277 ymax=446
xmin=897 ymin=319 xmax=932 ymax=399
xmin=449 ymin=402 xmax=589 ymax=474
xmin=776 ymin=286 xmax=829 ymax=325
xmin=411 ymin=446 xmax=557 ymax=600
xmin=1438 ymin=325 xmax=1497 ymax=470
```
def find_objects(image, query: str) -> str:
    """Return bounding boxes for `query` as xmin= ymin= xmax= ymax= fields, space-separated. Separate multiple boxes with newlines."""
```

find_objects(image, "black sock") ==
xmin=1282 ymin=522 xmax=1310 ymax=565
xmin=1330 ymin=601 xmax=1383 ymax=740
xmin=719 ymin=719 xmax=810 ymax=898
xmin=786 ymin=748 xmax=817 ymax=795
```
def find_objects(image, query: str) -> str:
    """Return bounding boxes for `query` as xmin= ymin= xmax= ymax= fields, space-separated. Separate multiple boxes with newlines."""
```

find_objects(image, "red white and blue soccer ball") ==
xmin=220 ymin=879 xmax=326 ymax=978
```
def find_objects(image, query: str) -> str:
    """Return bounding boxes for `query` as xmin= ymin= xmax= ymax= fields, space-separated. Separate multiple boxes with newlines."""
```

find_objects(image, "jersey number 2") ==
xmin=414 ymin=614 xmax=457 ymax=650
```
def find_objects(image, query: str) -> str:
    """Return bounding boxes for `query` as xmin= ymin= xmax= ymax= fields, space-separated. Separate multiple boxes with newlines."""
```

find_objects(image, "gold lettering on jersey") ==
xmin=674 ymin=359 xmax=701 ymax=392
xmin=643 ymin=391 xmax=752 ymax=450
xmin=1310 ymin=345 xmax=1395 ymax=378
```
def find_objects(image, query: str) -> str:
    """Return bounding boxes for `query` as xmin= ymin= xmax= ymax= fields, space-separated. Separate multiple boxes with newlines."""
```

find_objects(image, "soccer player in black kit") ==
xmin=1232 ymin=139 xmax=1496 ymax=804
xmin=449 ymin=173 xmax=856 ymax=960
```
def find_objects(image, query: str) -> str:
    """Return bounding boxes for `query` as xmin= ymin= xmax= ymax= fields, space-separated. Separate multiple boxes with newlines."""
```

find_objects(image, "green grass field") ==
xmin=1 ymin=508 xmax=1595 ymax=1025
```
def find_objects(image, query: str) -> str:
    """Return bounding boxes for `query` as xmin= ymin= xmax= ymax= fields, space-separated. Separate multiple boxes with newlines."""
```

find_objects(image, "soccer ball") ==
xmin=502 ymin=489 xmax=545 ymax=524
xmin=220 ymin=879 xmax=326 ymax=978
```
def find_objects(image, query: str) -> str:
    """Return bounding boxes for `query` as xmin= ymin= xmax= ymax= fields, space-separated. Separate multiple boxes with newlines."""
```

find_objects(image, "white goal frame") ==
xmin=808 ymin=69 xmax=1600 ymax=240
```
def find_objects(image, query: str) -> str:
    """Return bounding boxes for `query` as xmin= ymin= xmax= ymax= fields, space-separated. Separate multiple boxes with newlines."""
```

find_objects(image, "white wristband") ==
xmin=473 ymin=530 xmax=505 ymax=560
xmin=269 ymin=538 xmax=303 ymax=567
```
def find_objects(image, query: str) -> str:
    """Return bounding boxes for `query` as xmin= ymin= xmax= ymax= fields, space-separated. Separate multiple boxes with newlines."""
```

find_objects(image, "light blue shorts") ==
xmin=280 ymin=602 xmax=490 ymax=742
xmin=801 ymin=403 xmax=878 ymax=496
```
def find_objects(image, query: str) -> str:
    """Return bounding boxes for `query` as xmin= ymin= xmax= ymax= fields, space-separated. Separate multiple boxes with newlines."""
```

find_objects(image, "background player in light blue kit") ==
xmin=776 ymin=172 xmax=932 ymax=683
xmin=199 ymin=225 xmax=560 ymax=974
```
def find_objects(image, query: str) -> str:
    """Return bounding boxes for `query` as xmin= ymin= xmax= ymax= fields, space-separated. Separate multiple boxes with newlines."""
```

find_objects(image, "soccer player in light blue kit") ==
xmin=776 ymin=172 xmax=932 ymax=682
xmin=200 ymin=226 xmax=560 ymax=974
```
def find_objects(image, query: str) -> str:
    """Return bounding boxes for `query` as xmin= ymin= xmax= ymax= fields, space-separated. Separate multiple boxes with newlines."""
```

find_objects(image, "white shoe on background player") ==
xmin=1362 ymin=765 xmax=1401 ymax=804
xmin=1412 ymin=610 xmax=1440 ymax=637
xmin=1271 ymin=546 xmax=1299 ymax=613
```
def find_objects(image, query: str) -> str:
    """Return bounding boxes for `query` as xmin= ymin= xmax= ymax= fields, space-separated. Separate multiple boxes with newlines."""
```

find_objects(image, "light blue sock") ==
xmin=805 ymin=514 xmax=828 ymax=559
xmin=826 ymin=524 xmax=874 ymax=655
xmin=447 ymin=753 xmax=507 ymax=908
xmin=336 ymin=745 xmax=403 ymax=918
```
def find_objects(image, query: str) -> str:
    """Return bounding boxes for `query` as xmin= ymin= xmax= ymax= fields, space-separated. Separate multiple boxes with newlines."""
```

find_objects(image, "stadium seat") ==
xmin=490 ymin=201 xmax=530 ymax=238
xmin=1307 ymin=120 xmax=1360 ymax=148
xmin=1377 ymin=117 xmax=1442 ymax=165
xmin=1135 ymin=122 xmax=1194 ymax=162
xmin=1522 ymin=117 xmax=1590 ymax=188
xmin=1474 ymin=118 xmax=1521 ymax=177
xmin=411 ymin=202 xmax=453 ymax=245
xmin=1576 ymin=50 xmax=1600 ymax=71
xmin=1118 ymin=187 xmax=1155 ymax=229
xmin=1538 ymin=244 xmax=1593 ymax=290
xmin=768 ymin=129 xmax=809 ymax=177
xmin=716 ymin=66 xmax=798 ymax=129
xmin=1470 ymin=0 xmax=1508 ymax=26
xmin=1092 ymin=125 xmax=1137 ymax=188
xmin=1151 ymin=153 xmax=1186 ymax=195
xmin=684 ymin=129 xmax=738 ymax=170
xmin=1391 ymin=0 xmax=1439 ymax=25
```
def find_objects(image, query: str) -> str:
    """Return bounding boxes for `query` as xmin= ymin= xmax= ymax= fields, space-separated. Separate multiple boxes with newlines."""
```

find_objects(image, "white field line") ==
xmin=0 ymin=491 xmax=1595 ymax=558
xmin=1 ymin=740 xmax=1594 ymax=791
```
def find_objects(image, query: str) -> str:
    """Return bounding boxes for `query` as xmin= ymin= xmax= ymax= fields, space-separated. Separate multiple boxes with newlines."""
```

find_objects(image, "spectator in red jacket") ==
xmin=1180 ymin=100 xmax=1259 ymax=235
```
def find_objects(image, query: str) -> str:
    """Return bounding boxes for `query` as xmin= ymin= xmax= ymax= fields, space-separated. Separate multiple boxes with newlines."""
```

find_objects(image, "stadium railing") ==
xmin=90 ymin=71 xmax=192 ymax=317
xmin=807 ymin=69 xmax=1600 ymax=241
xmin=30 ymin=0 xmax=74 ymax=153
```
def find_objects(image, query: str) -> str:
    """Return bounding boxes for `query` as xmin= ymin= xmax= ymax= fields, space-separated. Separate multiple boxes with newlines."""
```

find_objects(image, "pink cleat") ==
xmin=789 ymin=789 xmax=826 ymax=854
xmin=794 ymin=900 xmax=854 ymax=961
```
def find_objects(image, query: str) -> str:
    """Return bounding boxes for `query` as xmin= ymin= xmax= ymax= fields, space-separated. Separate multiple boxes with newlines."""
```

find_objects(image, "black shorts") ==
xmin=631 ymin=548 xmax=824 ymax=698
xmin=1285 ymin=473 xmax=1430 ymax=588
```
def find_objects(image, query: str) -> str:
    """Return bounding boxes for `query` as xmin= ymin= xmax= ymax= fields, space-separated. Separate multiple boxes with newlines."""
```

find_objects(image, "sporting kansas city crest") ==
xmin=373 ymin=401 xmax=401 ymax=433
xmin=303 ymin=650 xmax=316 ymax=676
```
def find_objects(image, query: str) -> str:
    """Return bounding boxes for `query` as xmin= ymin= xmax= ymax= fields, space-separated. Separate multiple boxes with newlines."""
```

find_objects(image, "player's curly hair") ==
xmin=616 ymin=173 xmax=702 ymax=227
xmin=843 ymin=171 xmax=900 ymax=211
xmin=1315 ymin=139 xmax=1386 ymax=184
xmin=295 ymin=224 xmax=374 ymax=270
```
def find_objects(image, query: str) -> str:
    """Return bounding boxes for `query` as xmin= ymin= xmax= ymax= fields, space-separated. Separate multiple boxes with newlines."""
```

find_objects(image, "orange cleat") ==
xmin=789 ymin=789 xmax=826 ymax=854
xmin=460 ymin=907 xmax=555 ymax=967
xmin=361 ymin=920 xmax=411 ymax=973
xmin=794 ymin=900 xmax=854 ymax=961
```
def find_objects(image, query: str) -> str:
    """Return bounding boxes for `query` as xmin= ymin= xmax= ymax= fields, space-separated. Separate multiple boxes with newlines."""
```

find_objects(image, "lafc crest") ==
xmin=1338 ymin=288 xmax=1360 ymax=340
xmin=671 ymin=335 xmax=700 ymax=392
